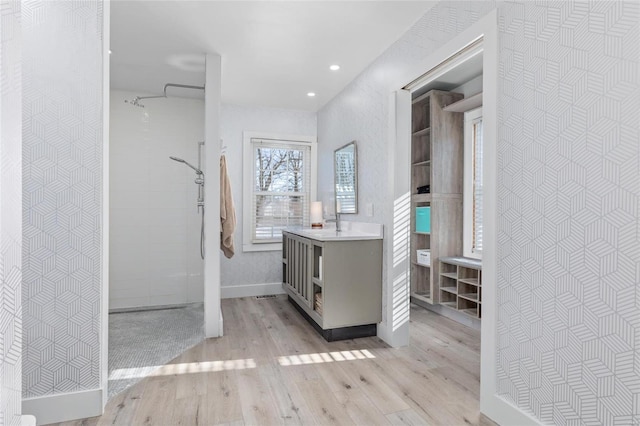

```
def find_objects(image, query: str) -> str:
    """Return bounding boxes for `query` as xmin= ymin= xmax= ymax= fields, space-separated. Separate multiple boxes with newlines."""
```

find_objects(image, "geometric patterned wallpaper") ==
xmin=319 ymin=1 xmax=639 ymax=424
xmin=21 ymin=0 xmax=103 ymax=398
xmin=1 ymin=1 xmax=23 ymax=423
xmin=496 ymin=1 xmax=639 ymax=424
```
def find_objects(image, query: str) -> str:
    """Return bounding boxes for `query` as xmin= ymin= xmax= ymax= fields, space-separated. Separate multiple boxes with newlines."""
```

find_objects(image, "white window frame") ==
xmin=463 ymin=107 xmax=483 ymax=259
xmin=242 ymin=131 xmax=317 ymax=252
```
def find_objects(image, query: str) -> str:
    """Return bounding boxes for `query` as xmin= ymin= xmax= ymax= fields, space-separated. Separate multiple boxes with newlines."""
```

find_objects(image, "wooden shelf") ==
xmin=443 ymin=92 xmax=483 ymax=112
xmin=458 ymin=277 xmax=479 ymax=286
xmin=460 ymin=308 xmax=478 ymax=318
xmin=413 ymin=231 xmax=431 ymax=235
xmin=412 ymin=193 xmax=432 ymax=203
xmin=441 ymin=272 xmax=458 ymax=279
xmin=412 ymin=160 xmax=431 ymax=167
xmin=458 ymin=293 xmax=478 ymax=302
xmin=412 ymin=261 xmax=431 ymax=268
xmin=440 ymin=301 xmax=457 ymax=309
xmin=440 ymin=286 xmax=457 ymax=295
xmin=412 ymin=127 xmax=431 ymax=137
xmin=411 ymin=292 xmax=433 ymax=305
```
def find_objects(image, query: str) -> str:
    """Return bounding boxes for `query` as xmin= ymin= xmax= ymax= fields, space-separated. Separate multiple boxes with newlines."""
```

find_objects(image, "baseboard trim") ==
xmin=109 ymin=302 xmax=203 ymax=314
xmin=482 ymin=393 xmax=541 ymax=425
xmin=22 ymin=388 xmax=103 ymax=425
xmin=412 ymin=297 xmax=481 ymax=330
xmin=221 ymin=282 xmax=285 ymax=299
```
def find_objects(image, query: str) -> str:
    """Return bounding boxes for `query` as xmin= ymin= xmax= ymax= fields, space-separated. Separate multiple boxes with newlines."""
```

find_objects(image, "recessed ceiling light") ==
xmin=109 ymin=50 xmax=112 ymax=55
xmin=329 ymin=64 xmax=340 ymax=71
xmin=307 ymin=92 xmax=316 ymax=97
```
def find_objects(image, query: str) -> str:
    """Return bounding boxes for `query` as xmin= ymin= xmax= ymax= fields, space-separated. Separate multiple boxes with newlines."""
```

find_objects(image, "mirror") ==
xmin=334 ymin=141 xmax=358 ymax=214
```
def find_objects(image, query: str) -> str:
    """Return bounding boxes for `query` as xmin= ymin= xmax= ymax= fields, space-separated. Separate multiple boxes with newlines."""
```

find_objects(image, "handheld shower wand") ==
xmin=169 ymin=156 xmax=203 ymax=174
xmin=170 ymin=153 xmax=206 ymax=259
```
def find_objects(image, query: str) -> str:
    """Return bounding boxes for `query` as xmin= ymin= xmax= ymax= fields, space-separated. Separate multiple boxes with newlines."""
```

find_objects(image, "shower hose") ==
xmin=200 ymin=206 xmax=205 ymax=260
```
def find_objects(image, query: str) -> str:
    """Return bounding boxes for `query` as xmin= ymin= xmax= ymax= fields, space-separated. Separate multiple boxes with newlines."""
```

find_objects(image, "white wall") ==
xmin=318 ymin=1 xmax=639 ymax=424
xmin=0 ymin=1 xmax=22 ymax=423
xmin=109 ymin=90 xmax=205 ymax=309
xmin=220 ymin=104 xmax=316 ymax=294
xmin=21 ymin=0 xmax=105 ymax=422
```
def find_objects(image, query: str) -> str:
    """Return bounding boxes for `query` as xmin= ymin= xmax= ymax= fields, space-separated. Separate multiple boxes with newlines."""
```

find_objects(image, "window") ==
xmin=243 ymin=132 xmax=317 ymax=252
xmin=463 ymin=107 xmax=483 ymax=258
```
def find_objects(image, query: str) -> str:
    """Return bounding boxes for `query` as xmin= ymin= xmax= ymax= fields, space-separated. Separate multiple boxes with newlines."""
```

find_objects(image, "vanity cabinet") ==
xmin=282 ymin=231 xmax=382 ymax=341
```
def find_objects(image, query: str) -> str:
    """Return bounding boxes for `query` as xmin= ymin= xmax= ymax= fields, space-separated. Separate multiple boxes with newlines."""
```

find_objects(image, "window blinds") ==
xmin=472 ymin=118 xmax=483 ymax=252
xmin=251 ymin=139 xmax=311 ymax=243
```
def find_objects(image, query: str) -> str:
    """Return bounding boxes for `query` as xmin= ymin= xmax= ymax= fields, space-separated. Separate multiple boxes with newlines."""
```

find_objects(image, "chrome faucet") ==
xmin=326 ymin=211 xmax=342 ymax=232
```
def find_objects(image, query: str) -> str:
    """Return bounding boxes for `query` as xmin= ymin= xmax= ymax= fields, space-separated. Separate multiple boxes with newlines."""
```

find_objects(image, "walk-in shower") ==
xmin=123 ymin=81 xmax=208 ymax=260
xmin=170 ymin=141 xmax=206 ymax=259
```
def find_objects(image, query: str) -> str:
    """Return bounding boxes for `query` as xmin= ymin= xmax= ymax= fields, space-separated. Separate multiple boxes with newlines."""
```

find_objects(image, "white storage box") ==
xmin=417 ymin=249 xmax=431 ymax=266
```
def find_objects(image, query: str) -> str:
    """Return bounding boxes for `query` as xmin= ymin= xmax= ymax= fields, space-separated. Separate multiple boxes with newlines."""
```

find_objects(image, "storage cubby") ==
xmin=438 ymin=257 xmax=482 ymax=320
xmin=411 ymin=94 xmax=430 ymax=133
xmin=440 ymin=289 xmax=456 ymax=308
xmin=313 ymin=245 xmax=323 ymax=280
xmin=411 ymin=264 xmax=431 ymax=300
xmin=409 ymin=90 xmax=464 ymax=307
xmin=313 ymin=284 xmax=323 ymax=316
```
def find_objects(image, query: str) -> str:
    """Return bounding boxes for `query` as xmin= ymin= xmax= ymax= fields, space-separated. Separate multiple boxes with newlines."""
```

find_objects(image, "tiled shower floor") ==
xmin=108 ymin=304 xmax=204 ymax=398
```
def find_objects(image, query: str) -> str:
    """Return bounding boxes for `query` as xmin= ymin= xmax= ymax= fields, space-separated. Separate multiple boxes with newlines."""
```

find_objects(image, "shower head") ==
xmin=169 ymin=156 xmax=202 ymax=174
xmin=124 ymin=97 xmax=145 ymax=108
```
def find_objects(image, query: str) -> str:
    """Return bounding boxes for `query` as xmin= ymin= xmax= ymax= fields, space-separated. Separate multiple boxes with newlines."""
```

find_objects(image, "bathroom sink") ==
xmin=285 ymin=222 xmax=383 ymax=241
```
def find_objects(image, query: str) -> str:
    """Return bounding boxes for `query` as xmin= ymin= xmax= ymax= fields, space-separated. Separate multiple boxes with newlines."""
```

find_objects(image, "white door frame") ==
xmin=387 ymin=9 xmax=539 ymax=425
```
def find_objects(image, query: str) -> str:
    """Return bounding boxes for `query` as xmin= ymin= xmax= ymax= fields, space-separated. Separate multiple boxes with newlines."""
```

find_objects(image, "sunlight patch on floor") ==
xmin=278 ymin=349 xmax=375 ymax=366
xmin=109 ymin=358 xmax=256 ymax=380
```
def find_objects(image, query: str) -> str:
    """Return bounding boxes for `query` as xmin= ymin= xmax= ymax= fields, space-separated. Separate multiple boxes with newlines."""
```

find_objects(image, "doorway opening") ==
xmin=405 ymin=39 xmax=485 ymax=330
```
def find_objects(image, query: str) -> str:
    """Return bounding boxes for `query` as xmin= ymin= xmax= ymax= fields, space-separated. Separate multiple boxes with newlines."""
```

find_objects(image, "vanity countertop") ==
xmin=285 ymin=222 xmax=383 ymax=241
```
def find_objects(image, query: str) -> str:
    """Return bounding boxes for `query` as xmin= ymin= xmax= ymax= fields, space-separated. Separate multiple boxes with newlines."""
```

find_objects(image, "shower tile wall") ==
xmin=110 ymin=90 xmax=205 ymax=309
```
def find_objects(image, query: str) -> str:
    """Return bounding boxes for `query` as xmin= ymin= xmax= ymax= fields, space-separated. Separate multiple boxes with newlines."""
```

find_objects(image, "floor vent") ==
xmin=255 ymin=295 xmax=277 ymax=300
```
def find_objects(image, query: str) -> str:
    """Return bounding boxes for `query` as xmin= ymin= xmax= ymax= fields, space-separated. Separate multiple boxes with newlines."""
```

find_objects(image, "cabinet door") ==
xmin=285 ymin=235 xmax=313 ymax=308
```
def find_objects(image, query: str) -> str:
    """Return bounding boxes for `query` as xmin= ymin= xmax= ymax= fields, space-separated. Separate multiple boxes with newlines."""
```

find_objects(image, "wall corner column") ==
xmin=204 ymin=53 xmax=222 ymax=338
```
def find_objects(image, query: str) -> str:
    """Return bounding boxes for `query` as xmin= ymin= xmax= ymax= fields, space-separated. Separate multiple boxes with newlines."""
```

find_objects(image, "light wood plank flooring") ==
xmin=49 ymin=296 xmax=495 ymax=426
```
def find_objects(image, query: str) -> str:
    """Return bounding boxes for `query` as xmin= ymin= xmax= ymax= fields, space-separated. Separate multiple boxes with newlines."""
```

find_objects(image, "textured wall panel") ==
xmin=220 ymin=104 xmax=316 ymax=288
xmin=22 ymin=1 xmax=103 ymax=398
xmin=495 ymin=1 xmax=639 ymax=424
xmin=0 ymin=1 xmax=22 ymax=423
xmin=318 ymin=1 xmax=639 ymax=423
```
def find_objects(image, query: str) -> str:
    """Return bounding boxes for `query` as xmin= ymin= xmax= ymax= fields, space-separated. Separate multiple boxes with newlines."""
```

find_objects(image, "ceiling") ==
xmin=110 ymin=1 xmax=436 ymax=111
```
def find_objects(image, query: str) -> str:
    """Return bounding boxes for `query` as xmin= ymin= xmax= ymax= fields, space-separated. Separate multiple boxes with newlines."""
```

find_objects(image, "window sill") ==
xmin=243 ymin=243 xmax=282 ymax=253
xmin=462 ymin=251 xmax=482 ymax=260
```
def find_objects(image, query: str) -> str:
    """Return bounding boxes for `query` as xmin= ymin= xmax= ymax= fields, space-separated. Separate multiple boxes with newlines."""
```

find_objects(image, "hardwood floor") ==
xmin=49 ymin=296 xmax=495 ymax=426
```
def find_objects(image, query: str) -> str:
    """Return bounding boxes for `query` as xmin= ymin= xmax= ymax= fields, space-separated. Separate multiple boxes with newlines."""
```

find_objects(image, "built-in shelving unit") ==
xmin=410 ymin=90 xmax=464 ymax=306
xmin=438 ymin=256 xmax=482 ymax=319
